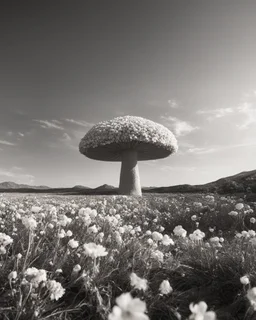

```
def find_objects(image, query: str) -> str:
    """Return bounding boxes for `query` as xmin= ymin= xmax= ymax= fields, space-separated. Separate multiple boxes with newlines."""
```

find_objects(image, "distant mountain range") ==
xmin=0 ymin=169 xmax=255 ymax=195
xmin=0 ymin=181 xmax=50 ymax=190
xmin=145 ymin=169 xmax=256 ymax=194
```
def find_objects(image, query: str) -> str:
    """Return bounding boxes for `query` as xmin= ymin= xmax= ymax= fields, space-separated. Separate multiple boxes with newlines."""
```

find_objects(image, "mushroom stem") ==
xmin=119 ymin=149 xmax=142 ymax=196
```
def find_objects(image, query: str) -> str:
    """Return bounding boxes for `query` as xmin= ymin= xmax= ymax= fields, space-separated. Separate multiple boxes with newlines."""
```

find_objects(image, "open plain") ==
xmin=0 ymin=192 xmax=256 ymax=319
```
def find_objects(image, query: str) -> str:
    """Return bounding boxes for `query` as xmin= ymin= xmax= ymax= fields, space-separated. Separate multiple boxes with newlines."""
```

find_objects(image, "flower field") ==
xmin=1 ymin=192 xmax=256 ymax=320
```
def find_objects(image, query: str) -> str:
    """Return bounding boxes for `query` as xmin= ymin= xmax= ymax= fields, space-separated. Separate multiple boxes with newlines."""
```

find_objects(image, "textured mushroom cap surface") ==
xmin=79 ymin=116 xmax=178 ymax=161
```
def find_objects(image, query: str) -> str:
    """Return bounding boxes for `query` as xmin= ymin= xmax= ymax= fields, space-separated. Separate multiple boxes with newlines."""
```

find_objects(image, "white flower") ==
xmin=58 ymin=214 xmax=72 ymax=227
xmin=151 ymin=250 xmax=164 ymax=263
xmin=189 ymin=301 xmax=216 ymax=320
xmin=78 ymin=208 xmax=92 ymax=226
xmin=66 ymin=230 xmax=73 ymax=237
xmin=240 ymin=275 xmax=250 ymax=285
xmin=89 ymin=209 xmax=98 ymax=219
xmin=248 ymin=230 xmax=256 ymax=237
xmin=17 ymin=253 xmax=22 ymax=259
xmin=205 ymin=195 xmax=215 ymax=202
xmin=24 ymin=267 xmax=47 ymax=288
xmin=109 ymin=208 xmax=116 ymax=215
xmin=162 ymin=235 xmax=174 ymax=246
xmin=0 ymin=246 xmax=6 ymax=254
xmin=209 ymin=237 xmax=219 ymax=243
xmin=31 ymin=206 xmax=42 ymax=213
xmin=114 ymin=231 xmax=123 ymax=246
xmin=96 ymin=232 xmax=104 ymax=243
xmin=0 ymin=233 xmax=13 ymax=247
xmin=50 ymin=206 xmax=57 ymax=215
xmin=152 ymin=231 xmax=163 ymax=241
xmin=108 ymin=292 xmax=149 ymax=320
xmin=48 ymin=223 xmax=54 ymax=229
xmin=189 ymin=229 xmax=205 ymax=241
xmin=134 ymin=226 xmax=141 ymax=233
xmin=130 ymin=273 xmax=148 ymax=291
xmin=247 ymin=287 xmax=256 ymax=310
xmin=250 ymin=217 xmax=256 ymax=224
xmin=88 ymin=225 xmax=98 ymax=234
xmin=209 ymin=237 xmax=222 ymax=247
xmin=119 ymin=227 xmax=125 ymax=234
xmin=193 ymin=202 xmax=203 ymax=209
xmin=22 ymin=216 xmax=37 ymax=230
xmin=191 ymin=215 xmax=197 ymax=221
xmin=58 ymin=229 xmax=66 ymax=238
xmin=46 ymin=280 xmax=65 ymax=301
xmin=235 ymin=203 xmax=244 ymax=210
xmin=8 ymin=271 xmax=17 ymax=281
xmin=228 ymin=211 xmax=238 ymax=216
xmin=68 ymin=239 xmax=79 ymax=249
xmin=159 ymin=280 xmax=173 ymax=295
xmin=159 ymin=226 xmax=165 ymax=232
xmin=55 ymin=269 xmax=63 ymax=274
xmin=73 ymin=264 xmax=81 ymax=273
xmin=147 ymin=239 xmax=154 ymax=246
xmin=130 ymin=230 xmax=135 ymax=236
xmin=83 ymin=242 xmax=108 ymax=258
xmin=241 ymin=231 xmax=249 ymax=238
xmin=173 ymin=225 xmax=187 ymax=238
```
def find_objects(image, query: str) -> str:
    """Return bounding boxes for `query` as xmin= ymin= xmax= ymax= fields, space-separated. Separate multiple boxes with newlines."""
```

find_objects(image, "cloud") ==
xmin=33 ymin=120 xmax=64 ymax=130
xmin=62 ymin=133 xmax=72 ymax=141
xmin=0 ymin=140 xmax=16 ymax=146
xmin=51 ymin=120 xmax=62 ymax=124
xmin=197 ymin=108 xmax=234 ymax=120
xmin=65 ymin=119 xmax=94 ymax=128
xmin=71 ymin=130 xmax=88 ymax=140
xmin=141 ymin=160 xmax=161 ymax=167
xmin=237 ymin=102 xmax=256 ymax=129
xmin=184 ymin=142 xmax=256 ymax=155
xmin=160 ymin=165 xmax=196 ymax=172
xmin=0 ymin=169 xmax=14 ymax=178
xmin=187 ymin=147 xmax=218 ymax=154
xmin=0 ymin=167 xmax=35 ymax=184
xmin=167 ymin=99 xmax=179 ymax=108
xmin=196 ymin=90 xmax=256 ymax=128
xmin=50 ymin=132 xmax=76 ymax=150
xmin=11 ymin=166 xmax=23 ymax=171
xmin=161 ymin=116 xmax=199 ymax=136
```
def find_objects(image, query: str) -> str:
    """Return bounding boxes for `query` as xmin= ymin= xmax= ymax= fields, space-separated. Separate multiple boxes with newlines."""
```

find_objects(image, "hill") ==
xmin=0 ymin=169 xmax=255 ymax=195
xmin=0 ymin=181 xmax=50 ymax=190
xmin=145 ymin=169 xmax=256 ymax=194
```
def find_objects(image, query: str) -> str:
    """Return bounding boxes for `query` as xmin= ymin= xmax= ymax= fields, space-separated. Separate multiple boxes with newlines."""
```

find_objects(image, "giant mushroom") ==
xmin=79 ymin=116 xmax=178 ymax=196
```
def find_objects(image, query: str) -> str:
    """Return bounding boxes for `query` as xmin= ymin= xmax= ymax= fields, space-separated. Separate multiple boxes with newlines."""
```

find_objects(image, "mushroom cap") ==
xmin=79 ymin=116 xmax=178 ymax=161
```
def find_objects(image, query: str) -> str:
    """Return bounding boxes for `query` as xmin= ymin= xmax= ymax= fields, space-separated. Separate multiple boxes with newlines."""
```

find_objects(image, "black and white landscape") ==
xmin=0 ymin=1 xmax=256 ymax=320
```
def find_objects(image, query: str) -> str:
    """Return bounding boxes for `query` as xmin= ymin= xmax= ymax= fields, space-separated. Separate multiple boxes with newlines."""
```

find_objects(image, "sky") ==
xmin=0 ymin=0 xmax=256 ymax=188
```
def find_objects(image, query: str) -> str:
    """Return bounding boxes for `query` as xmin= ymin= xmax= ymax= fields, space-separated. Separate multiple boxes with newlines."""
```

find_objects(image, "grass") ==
xmin=0 ymin=192 xmax=255 ymax=319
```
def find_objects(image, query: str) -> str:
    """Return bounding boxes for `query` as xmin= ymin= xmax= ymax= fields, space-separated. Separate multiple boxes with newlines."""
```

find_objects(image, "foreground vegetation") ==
xmin=0 ymin=192 xmax=256 ymax=320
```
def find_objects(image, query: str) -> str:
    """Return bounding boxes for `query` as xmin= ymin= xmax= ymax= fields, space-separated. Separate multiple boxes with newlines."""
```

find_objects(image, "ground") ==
xmin=0 ymin=192 xmax=256 ymax=320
